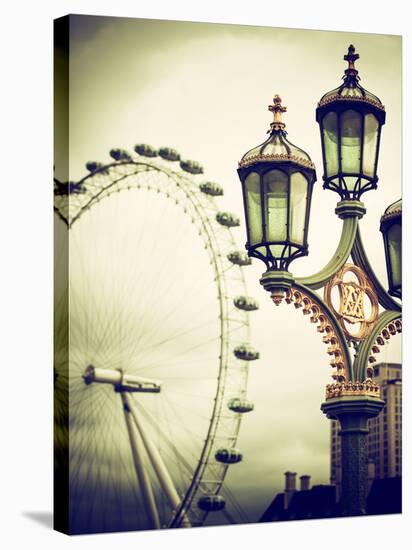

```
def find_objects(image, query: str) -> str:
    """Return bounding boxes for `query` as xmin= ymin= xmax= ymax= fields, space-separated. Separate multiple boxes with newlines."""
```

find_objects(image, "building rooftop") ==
xmin=260 ymin=477 xmax=401 ymax=522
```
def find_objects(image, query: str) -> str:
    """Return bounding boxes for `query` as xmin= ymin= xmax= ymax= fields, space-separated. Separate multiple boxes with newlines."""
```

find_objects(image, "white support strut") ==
xmin=124 ymin=393 xmax=191 ymax=527
xmin=121 ymin=393 xmax=161 ymax=529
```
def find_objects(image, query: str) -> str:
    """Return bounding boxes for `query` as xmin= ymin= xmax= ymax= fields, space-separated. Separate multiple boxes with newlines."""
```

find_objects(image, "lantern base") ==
xmin=259 ymin=270 xmax=294 ymax=306
xmin=335 ymin=200 xmax=366 ymax=220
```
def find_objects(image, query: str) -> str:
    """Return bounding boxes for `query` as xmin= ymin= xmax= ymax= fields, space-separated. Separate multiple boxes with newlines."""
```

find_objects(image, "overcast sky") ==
xmin=59 ymin=15 xmax=402 ymax=529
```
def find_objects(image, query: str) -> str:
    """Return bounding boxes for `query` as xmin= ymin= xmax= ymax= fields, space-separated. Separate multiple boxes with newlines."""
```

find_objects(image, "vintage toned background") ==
xmin=58 ymin=16 xmax=402 ymax=522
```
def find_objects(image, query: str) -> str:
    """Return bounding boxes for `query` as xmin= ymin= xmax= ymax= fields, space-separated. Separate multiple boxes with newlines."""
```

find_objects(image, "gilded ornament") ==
xmin=324 ymin=264 xmax=379 ymax=341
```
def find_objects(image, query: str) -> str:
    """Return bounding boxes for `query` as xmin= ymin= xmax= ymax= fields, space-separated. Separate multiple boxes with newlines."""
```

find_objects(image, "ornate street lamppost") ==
xmin=237 ymin=46 xmax=402 ymax=517
xmin=380 ymin=199 xmax=402 ymax=299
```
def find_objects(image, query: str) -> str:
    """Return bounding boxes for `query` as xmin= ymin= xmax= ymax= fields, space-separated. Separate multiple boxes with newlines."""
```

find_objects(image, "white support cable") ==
xmin=135 ymin=402 xmax=196 ymax=477
xmin=125 ymin=393 xmax=191 ymax=527
xmin=121 ymin=393 xmax=161 ymax=529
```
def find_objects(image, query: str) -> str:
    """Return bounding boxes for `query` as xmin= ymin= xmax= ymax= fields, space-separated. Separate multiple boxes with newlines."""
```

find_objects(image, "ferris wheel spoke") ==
xmin=69 ymin=394 xmax=112 ymax=527
xmin=136 ymin=319 xmax=218 ymax=362
xmin=72 ymin=392 xmax=142 ymax=536
xmin=69 ymin=391 xmax=111 ymax=483
xmin=136 ymin=336 xmax=222 ymax=374
xmin=71 ymin=389 xmax=141 ymax=530
xmin=132 ymin=267 xmax=218 ymax=345
xmin=135 ymin=399 xmax=206 ymax=508
xmin=137 ymin=402 xmax=196 ymax=476
xmin=158 ymin=396 xmax=209 ymax=459
xmin=71 ymin=206 xmax=133 ymax=365
xmin=85 ymin=396 xmax=125 ymax=536
xmin=143 ymin=395 xmax=207 ymax=473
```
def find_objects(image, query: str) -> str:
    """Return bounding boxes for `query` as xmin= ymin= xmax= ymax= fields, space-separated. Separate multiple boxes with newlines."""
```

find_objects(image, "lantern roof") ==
xmin=317 ymin=45 xmax=385 ymax=113
xmin=381 ymin=198 xmax=402 ymax=223
xmin=239 ymin=95 xmax=316 ymax=171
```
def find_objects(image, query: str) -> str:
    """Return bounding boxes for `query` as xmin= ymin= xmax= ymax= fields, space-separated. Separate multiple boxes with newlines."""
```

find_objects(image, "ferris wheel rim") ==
xmin=55 ymin=152 xmax=254 ymax=529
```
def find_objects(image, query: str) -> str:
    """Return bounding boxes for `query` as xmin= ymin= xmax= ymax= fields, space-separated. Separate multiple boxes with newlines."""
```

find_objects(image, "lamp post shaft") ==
xmin=338 ymin=414 xmax=370 ymax=515
xmin=321 ymin=396 xmax=385 ymax=516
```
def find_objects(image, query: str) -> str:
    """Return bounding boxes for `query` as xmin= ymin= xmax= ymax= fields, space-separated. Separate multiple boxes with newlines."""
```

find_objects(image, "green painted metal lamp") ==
xmin=380 ymin=198 xmax=402 ymax=299
xmin=316 ymin=45 xmax=386 ymax=200
xmin=237 ymin=95 xmax=317 ymax=303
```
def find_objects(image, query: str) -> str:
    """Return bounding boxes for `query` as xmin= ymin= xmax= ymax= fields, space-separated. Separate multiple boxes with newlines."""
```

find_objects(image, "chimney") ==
xmin=284 ymin=471 xmax=297 ymax=508
xmin=300 ymin=475 xmax=311 ymax=491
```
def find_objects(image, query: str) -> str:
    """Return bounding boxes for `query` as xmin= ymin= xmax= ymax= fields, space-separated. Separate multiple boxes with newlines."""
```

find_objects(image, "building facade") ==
xmin=331 ymin=362 xmax=402 ymax=497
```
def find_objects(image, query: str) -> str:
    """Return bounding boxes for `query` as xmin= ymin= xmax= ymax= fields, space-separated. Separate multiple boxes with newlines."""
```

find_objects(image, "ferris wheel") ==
xmin=54 ymin=144 xmax=260 ymax=534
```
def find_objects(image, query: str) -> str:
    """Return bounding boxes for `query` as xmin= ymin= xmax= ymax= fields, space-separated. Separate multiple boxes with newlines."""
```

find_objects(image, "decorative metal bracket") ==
xmin=352 ymin=227 xmax=401 ymax=312
xmin=353 ymin=310 xmax=402 ymax=382
xmin=285 ymin=282 xmax=353 ymax=384
xmin=296 ymin=201 xmax=365 ymax=290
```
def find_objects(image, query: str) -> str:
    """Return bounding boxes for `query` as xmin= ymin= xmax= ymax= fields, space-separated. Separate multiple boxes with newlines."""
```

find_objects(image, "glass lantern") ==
xmin=316 ymin=45 xmax=386 ymax=200
xmin=380 ymin=199 xmax=402 ymax=299
xmin=238 ymin=95 xmax=316 ymax=271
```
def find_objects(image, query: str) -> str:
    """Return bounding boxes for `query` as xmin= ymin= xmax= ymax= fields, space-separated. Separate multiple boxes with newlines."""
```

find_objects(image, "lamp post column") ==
xmin=321 ymin=395 xmax=384 ymax=516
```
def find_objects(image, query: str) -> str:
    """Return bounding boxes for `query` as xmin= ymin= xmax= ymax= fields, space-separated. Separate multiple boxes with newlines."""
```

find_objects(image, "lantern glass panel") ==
xmin=322 ymin=111 xmax=339 ymax=177
xmin=269 ymin=244 xmax=285 ymax=257
xmin=345 ymin=176 xmax=359 ymax=191
xmin=244 ymin=172 xmax=262 ymax=245
xmin=362 ymin=113 xmax=379 ymax=177
xmin=290 ymin=172 xmax=308 ymax=245
xmin=388 ymin=223 xmax=402 ymax=289
xmin=341 ymin=109 xmax=362 ymax=175
xmin=263 ymin=169 xmax=288 ymax=242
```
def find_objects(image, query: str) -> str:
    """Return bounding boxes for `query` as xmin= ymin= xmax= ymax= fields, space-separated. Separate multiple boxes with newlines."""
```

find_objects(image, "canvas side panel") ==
xmin=53 ymin=14 xmax=70 ymax=535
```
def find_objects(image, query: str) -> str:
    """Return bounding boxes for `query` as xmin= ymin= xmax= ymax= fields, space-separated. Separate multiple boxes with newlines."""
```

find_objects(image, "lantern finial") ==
xmin=344 ymin=44 xmax=359 ymax=77
xmin=268 ymin=95 xmax=287 ymax=130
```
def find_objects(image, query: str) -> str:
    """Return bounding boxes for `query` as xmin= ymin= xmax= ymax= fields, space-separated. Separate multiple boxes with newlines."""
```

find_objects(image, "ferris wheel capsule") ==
xmin=158 ymin=147 xmax=180 ymax=161
xmin=180 ymin=159 xmax=204 ymax=174
xmin=233 ymin=344 xmax=260 ymax=361
xmin=197 ymin=495 xmax=226 ymax=512
xmin=233 ymin=296 xmax=259 ymax=311
xmin=199 ymin=181 xmax=224 ymax=196
xmin=216 ymin=212 xmax=240 ymax=227
xmin=134 ymin=144 xmax=159 ymax=157
xmin=227 ymin=397 xmax=254 ymax=413
xmin=110 ymin=148 xmax=133 ymax=161
xmin=71 ymin=181 xmax=85 ymax=194
xmin=227 ymin=251 xmax=252 ymax=266
xmin=86 ymin=161 xmax=107 ymax=173
xmin=215 ymin=448 xmax=243 ymax=464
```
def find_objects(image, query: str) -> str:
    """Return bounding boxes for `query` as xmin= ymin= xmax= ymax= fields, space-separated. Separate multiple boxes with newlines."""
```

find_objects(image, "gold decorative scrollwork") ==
xmin=317 ymin=94 xmax=385 ymax=112
xmin=238 ymin=153 xmax=315 ymax=170
xmin=365 ymin=318 xmax=402 ymax=378
xmin=324 ymin=263 xmax=379 ymax=341
xmin=285 ymin=287 xmax=349 ymax=384
xmin=283 ymin=286 xmax=385 ymax=401
xmin=325 ymin=379 xmax=380 ymax=400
